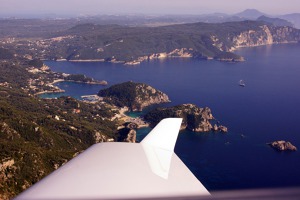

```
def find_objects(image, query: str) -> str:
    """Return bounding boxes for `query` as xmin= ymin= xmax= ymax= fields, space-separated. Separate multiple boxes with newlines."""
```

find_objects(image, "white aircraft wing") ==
xmin=15 ymin=118 xmax=210 ymax=199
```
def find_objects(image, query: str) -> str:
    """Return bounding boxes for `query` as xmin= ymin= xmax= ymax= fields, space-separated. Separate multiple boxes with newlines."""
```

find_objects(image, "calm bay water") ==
xmin=44 ymin=43 xmax=300 ymax=191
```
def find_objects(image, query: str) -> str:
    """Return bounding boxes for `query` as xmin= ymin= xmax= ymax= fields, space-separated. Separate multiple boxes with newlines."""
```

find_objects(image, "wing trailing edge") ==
xmin=15 ymin=118 xmax=210 ymax=199
xmin=141 ymin=118 xmax=182 ymax=152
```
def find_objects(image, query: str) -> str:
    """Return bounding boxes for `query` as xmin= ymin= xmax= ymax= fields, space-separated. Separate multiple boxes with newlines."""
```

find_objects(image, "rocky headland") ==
xmin=268 ymin=140 xmax=297 ymax=151
xmin=144 ymin=104 xmax=228 ymax=133
xmin=98 ymin=81 xmax=170 ymax=111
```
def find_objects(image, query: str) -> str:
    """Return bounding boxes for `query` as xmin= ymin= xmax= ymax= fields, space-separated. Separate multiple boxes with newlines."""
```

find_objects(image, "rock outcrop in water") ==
xmin=144 ymin=104 xmax=227 ymax=133
xmin=268 ymin=140 xmax=297 ymax=151
xmin=98 ymin=81 xmax=170 ymax=111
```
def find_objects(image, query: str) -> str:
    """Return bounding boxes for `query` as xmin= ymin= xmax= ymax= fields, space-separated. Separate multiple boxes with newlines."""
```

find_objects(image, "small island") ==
xmin=267 ymin=140 xmax=297 ymax=151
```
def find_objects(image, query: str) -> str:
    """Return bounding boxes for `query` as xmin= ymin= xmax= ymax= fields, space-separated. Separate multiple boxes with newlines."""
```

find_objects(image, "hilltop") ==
xmin=98 ymin=81 xmax=170 ymax=111
xmin=235 ymin=9 xmax=266 ymax=19
xmin=257 ymin=16 xmax=294 ymax=27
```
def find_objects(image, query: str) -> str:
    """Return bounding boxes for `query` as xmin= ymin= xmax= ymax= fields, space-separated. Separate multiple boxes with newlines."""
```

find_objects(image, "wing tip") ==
xmin=141 ymin=118 xmax=182 ymax=151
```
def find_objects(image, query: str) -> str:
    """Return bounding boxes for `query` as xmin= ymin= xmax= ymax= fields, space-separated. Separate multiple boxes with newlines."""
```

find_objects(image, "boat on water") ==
xmin=239 ymin=80 xmax=245 ymax=87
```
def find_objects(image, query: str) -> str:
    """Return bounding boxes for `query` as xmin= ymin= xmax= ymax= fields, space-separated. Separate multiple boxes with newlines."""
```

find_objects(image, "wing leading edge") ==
xmin=16 ymin=118 xmax=210 ymax=199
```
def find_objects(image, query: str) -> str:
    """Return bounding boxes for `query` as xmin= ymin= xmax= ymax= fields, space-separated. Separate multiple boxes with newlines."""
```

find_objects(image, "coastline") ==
xmin=37 ymin=79 xmax=149 ymax=129
xmin=68 ymin=59 xmax=105 ymax=62
xmin=115 ymin=107 xmax=149 ymax=128
xmin=39 ymin=44 xmax=300 ymax=191
xmin=44 ymin=41 xmax=300 ymax=66
xmin=230 ymin=41 xmax=299 ymax=52
xmin=34 ymin=79 xmax=65 ymax=96
xmin=35 ymin=79 xmax=107 ymax=96
xmin=47 ymin=47 xmax=244 ymax=66
xmin=35 ymin=89 xmax=65 ymax=96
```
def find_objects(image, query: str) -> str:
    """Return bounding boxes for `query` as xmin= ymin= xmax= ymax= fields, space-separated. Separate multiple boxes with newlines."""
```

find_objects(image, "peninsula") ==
xmin=144 ymin=104 xmax=228 ymax=133
xmin=98 ymin=81 xmax=170 ymax=111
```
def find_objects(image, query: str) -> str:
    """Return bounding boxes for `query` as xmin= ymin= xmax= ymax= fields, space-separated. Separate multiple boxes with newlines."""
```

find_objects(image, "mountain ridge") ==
xmin=39 ymin=21 xmax=300 ymax=64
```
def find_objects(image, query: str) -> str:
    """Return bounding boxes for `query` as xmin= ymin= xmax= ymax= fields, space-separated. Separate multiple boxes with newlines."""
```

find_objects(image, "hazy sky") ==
xmin=1 ymin=0 xmax=300 ymax=17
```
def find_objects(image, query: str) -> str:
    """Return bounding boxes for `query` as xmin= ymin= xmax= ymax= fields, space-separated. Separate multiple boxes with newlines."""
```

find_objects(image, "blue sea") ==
xmin=44 ymin=43 xmax=300 ymax=191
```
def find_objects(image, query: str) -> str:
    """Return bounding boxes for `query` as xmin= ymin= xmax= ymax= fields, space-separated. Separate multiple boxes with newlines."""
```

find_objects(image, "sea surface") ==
xmin=43 ymin=43 xmax=300 ymax=191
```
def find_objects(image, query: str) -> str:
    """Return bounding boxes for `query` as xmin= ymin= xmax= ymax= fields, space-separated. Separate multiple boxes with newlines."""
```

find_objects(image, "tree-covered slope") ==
xmin=39 ymin=21 xmax=300 ymax=62
xmin=0 ymin=60 xmax=119 ymax=199
xmin=98 ymin=81 xmax=170 ymax=111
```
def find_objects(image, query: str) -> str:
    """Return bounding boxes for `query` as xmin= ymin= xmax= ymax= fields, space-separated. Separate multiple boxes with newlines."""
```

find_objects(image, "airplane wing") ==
xmin=15 ymin=118 xmax=210 ymax=199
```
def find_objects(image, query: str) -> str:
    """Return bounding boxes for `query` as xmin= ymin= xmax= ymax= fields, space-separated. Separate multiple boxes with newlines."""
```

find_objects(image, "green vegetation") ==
xmin=0 ymin=60 xmax=34 ymax=87
xmin=64 ymin=74 xmax=93 ymax=82
xmin=98 ymin=81 xmax=169 ymax=111
xmin=28 ymin=59 xmax=44 ymax=68
xmin=0 ymin=60 xmax=119 ymax=199
xmin=2 ymin=20 xmax=300 ymax=63
xmin=40 ymin=20 xmax=300 ymax=62
xmin=98 ymin=81 xmax=140 ymax=108
xmin=257 ymin=15 xmax=294 ymax=27
xmin=0 ymin=18 xmax=299 ymax=199
xmin=144 ymin=104 xmax=216 ymax=132
xmin=0 ymin=48 xmax=14 ymax=59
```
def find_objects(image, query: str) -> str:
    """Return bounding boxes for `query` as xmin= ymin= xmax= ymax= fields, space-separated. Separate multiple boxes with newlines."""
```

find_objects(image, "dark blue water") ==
xmin=44 ymin=43 xmax=300 ymax=191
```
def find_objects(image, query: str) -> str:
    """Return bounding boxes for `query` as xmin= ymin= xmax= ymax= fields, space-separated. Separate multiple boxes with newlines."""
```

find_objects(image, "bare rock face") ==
xmin=268 ymin=140 xmax=297 ymax=151
xmin=193 ymin=120 xmax=212 ymax=132
xmin=124 ymin=129 xmax=136 ymax=143
xmin=144 ymin=104 xmax=227 ymax=133
xmin=93 ymin=131 xmax=114 ymax=143
xmin=212 ymin=124 xmax=228 ymax=133
xmin=213 ymin=124 xmax=219 ymax=131
xmin=229 ymin=25 xmax=300 ymax=51
xmin=218 ymin=125 xmax=228 ymax=133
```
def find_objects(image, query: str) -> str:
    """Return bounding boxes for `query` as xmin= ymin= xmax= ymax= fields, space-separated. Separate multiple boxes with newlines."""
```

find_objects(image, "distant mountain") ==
xmin=257 ymin=15 xmax=294 ymax=27
xmin=235 ymin=9 xmax=267 ymax=20
xmin=280 ymin=13 xmax=300 ymax=29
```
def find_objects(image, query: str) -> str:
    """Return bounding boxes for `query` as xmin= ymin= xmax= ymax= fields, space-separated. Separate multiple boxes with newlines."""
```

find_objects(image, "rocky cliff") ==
xmin=98 ymin=81 xmax=170 ymax=111
xmin=228 ymin=25 xmax=300 ymax=51
xmin=144 ymin=104 xmax=227 ymax=133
